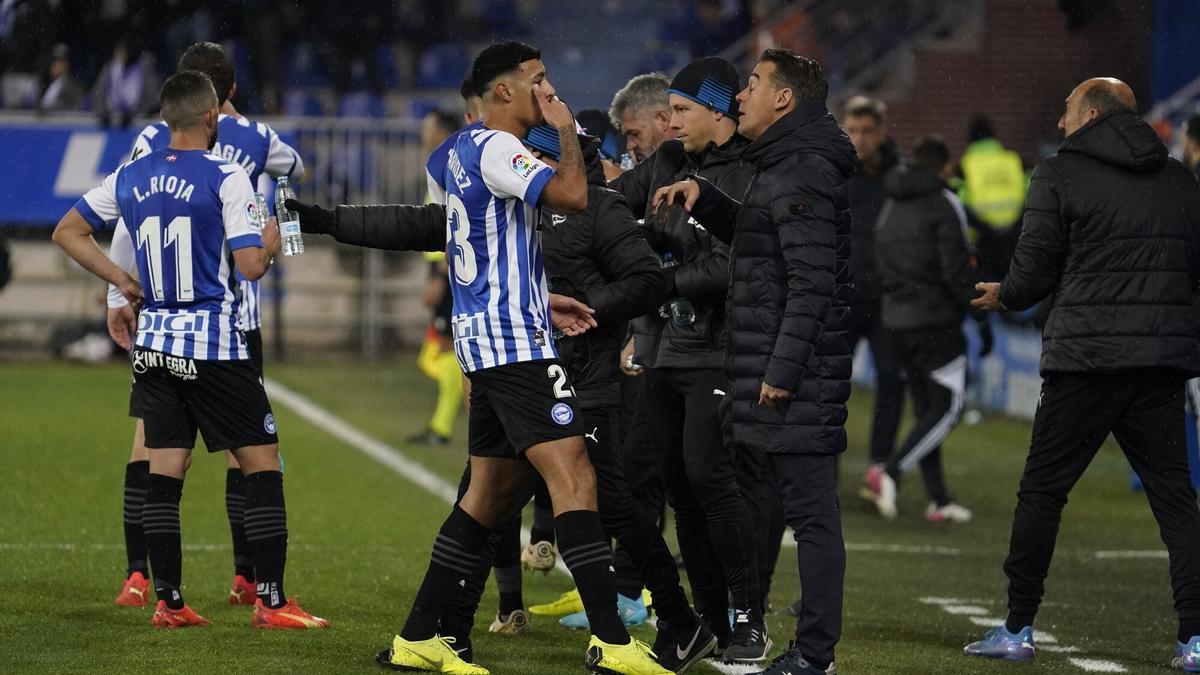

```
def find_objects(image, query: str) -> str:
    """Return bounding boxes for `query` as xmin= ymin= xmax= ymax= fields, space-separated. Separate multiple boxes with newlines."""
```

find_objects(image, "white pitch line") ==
xmin=941 ymin=605 xmax=989 ymax=616
xmin=1068 ymin=658 xmax=1127 ymax=672
xmin=968 ymin=616 xmax=1007 ymax=627
xmin=782 ymin=539 xmax=962 ymax=556
xmin=1095 ymin=550 xmax=1168 ymax=560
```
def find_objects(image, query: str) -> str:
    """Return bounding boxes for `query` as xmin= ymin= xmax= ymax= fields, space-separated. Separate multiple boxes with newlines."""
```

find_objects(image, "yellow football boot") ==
xmin=586 ymin=636 xmax=672 ymax=674
xmin=375 ymin=635 xmax=489 ymax=674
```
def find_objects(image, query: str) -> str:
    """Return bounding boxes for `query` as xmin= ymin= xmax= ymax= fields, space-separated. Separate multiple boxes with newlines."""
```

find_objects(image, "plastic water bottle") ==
xmin=658 ymin=253 xmax=696 ymax=327
xmin=253 ymin=192 xmax=269 ymax=230
xmin=275 ymin=177 xmax=304 ymax=256
xmin=619 ymin=153 xmax=635 ymax=171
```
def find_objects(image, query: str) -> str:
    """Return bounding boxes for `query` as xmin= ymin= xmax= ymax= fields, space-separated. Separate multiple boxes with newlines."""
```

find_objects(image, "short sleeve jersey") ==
xmin=77 ymin=149 xmax=262 ymax=360
xmin=430 ymin=126 xmax=558 ymax=372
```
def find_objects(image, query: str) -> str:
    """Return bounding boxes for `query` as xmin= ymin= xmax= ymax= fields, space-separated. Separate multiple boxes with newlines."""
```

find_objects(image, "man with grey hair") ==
xmin=610 ymin=73 xmax=674 ymax=163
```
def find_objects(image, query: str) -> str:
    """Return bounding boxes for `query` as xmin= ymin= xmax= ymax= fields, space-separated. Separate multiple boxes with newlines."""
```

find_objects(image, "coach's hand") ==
xmin=619 ymin=337 xmax=643 ymax=376
xmin=107 ymin=304 xmax=137 ymax=351
xmin=285 ymin=199 xmax=335 ymax=235
xmin=117 ymin=276 xmax=144 ymax=312
xmin=758 ymin=382 xmax=792 ymax=408
xmin=533 ymin=83 xmax=574 ymax=130
xmin=549 ymin=293 xmax=597 ymax=337
xmin=652 ymin=179 xmax=700 ymax=223
xmin=971 ymin=282 xmax=1006 ymax=312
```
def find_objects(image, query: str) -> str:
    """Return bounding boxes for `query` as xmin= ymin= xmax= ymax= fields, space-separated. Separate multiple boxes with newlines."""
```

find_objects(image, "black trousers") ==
xmin=884 ymin=328 xmax=967 ymax=506
xmin=848 ymin=312 xmax=906 ymax=465
xmin=612 ymin=375 xmax=667 ymax=599
xmin=644 ymin=366 xmax=760 ymax=628
xmin=772 ymin=453 xmax=845 ymax=669
xmin=1004 ymin=370 xmax=1200 ymax=638
xmin=440 ymin=405 xmax=694 ymax=640
xmin=734 ymin=442 xmax=784 ymax=608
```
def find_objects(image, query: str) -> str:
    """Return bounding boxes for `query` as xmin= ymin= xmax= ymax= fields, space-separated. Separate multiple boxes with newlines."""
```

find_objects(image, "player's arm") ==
xmin=54 ymin=169 xmax=142 ymax=306
xmin=222 ymin=168 xmax=280 ymax=281
xmin=263 ymin=125 xmax=305 ymax=182
xmin=533 ymin=84 xmax=586 ymax=212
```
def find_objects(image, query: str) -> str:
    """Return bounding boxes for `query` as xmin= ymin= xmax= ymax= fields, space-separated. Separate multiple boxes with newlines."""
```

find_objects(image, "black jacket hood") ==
xmin=743 ymin=100 xmax=858 ymax=180
xmin=1059 ymin=109 xmax=1168 ymax=174
xmin=885 ymin=164 xmax=943 ymax=199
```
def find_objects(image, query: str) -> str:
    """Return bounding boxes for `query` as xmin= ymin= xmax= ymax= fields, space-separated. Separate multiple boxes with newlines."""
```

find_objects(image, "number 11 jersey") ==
xmin=75 ymin=149 xmax=262 ymax=360
xmin=428 ymin=126 xmax=559 ymax=373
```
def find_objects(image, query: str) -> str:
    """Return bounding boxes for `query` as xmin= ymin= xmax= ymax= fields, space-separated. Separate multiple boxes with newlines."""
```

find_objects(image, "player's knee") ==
xmin=234 ymin=444 xmax=281 ymax=474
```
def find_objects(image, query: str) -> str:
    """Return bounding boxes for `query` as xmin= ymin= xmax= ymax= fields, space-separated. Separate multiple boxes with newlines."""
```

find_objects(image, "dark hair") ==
xmin=843 ymin=95 xmax=886 ymax=124
xmin=1187 ymin=115 xmax=1200 ymax=144
xmin=968 ymin=114 xmax=994 ymax=142
xmin=758 ymin=48 xmax=827 ymax=103
xmin=1081 ymin=86 xmax=1136 ymax=116
xmin=912 ymin=135 xmax=951 ymax=173
xmin=427 ymin=109 xmax=461 ymax=135
xmin=178 ymin=42 xmax=234 ymax=106
xmin=470 ymin=41 xmax=541 ymax=99
xmin=160 ymin=70 xmax=217 ymax=129
xmin=460 ymin=77 xmax=478 ymax=102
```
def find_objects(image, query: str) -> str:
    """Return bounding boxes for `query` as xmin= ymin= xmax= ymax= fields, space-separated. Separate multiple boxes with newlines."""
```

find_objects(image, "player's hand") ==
xmin=261 ymin=216 xmax=282 ymax=257
xmin=619 ymin=337 xmax=643 ymax=376
xmin=285 ymin=199 xmax=335 ymax=235
xmin=533 ymin=83 xmax=574 ymax=129
xmin=652 ymin=179 xmax=700 ymax=223
xmin=107 ymin=304 xmax=137 ymax=351
xmin=117 ymin=276 xmax=143 ymax=311
xmin=549 ymin=293 xmax=597 ymax=337
xmin=971 ymin=282 xmax=1005 ymax=311
xmin=758 ymin=382 xmax=792 ymax=408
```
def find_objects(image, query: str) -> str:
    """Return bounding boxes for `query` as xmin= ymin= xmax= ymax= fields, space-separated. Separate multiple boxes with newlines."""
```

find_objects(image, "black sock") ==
xmin=555 ymin=510 xmax=628 ymax=645
xmin=122 ymin=461 xmax=150 ymax=577
xmin=495 ymin=565 xmax=524 ymax=617
xmin=530 ymin=509 xmax=555 ymax=545
xmin=1005 ymin=615 xmax=1033 ymax=634
xmin=244 ymin=470 xmax=287 ymax=609
xmin=1180 ymin=620 xmax=1200 ymax=644
xmin=225 ymin=469 xmax=255 ymax=579
xmin=401 ymin=505 xmax=491 ymax=641
xmin=144 ymin=473 xmax=184 ymax=609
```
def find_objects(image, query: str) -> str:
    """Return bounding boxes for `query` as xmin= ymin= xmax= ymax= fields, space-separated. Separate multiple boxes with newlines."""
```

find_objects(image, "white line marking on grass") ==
xmin=1068 ymin=658 xmax=1127 ymax=672
xmin=942 ymin=605 xmax=989 ymax=615
xmin=1042 ymin=645 xmax=1082 ymax=653
xmin=783 ymin=540 xmax=962 ymax=555
xmin=266 ymin=378 xmax=569 ymax=578
xmin=968 ymin=616 xmax=1007 ymax=627
xmin=919 ymin=596 xmax=993 ymax=605
xmin=1095 ymin=550 xmax=1168 ymax=560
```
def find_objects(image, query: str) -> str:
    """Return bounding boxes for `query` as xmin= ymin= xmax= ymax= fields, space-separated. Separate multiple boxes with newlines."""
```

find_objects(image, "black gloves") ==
xmin=285 ymin=199 xmax=336 ymax=235
xmin=977 ymin=318 xmax=994 ymax=358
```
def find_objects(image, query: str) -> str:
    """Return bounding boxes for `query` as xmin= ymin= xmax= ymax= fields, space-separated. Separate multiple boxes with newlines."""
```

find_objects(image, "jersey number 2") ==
xmin=547 ymin=364 xmax=575 ymax=399
xmin=137 ymin=216 xmax=194 ymax=302
xmin=447 ymin=194 xmax=477 ymax=285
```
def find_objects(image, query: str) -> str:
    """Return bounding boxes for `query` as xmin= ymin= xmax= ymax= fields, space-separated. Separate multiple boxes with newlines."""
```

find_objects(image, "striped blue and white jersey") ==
xmin=113 ymin=114 xmax=303 ymax=330
xmin=78 ymin=149 xmax=263 ymax=360
xmin=429 ymin=126 xmax=557 ymax=372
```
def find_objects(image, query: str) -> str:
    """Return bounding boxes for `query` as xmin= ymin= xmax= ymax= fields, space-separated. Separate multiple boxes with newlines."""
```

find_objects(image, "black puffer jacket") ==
xmin=846 ymin=139 xmax=899 ymax=330
xmin=875 ymin=164 xmax=982 ymax=331
xmin=689 ymin=102 xmax=857 ymax=455
xmin=610 ymin=135 xmax=751 ymax=370
xmin=326 ymin=154 xmax=664 ymax=408
xmin=998 ymin=109 xmax=1200 ymax=375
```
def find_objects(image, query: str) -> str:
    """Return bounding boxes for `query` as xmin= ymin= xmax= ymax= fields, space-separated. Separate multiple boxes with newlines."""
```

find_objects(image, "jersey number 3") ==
xmin=447 ymin=194 xmax=477 ymax=285
xmin=137 ymin=216 xmax=194 ymax=302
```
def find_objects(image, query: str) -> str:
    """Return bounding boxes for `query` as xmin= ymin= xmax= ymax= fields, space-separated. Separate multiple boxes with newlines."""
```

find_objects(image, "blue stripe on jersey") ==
xmin=229 ymin=233 xmax=263 ymax=250
xmin=75 ymin=197 xmax=106 ymax=229
xmin=513 ymin=204 xmax=534 ymax=354
xmin=493 ymin=199 xmax=517 ymax=361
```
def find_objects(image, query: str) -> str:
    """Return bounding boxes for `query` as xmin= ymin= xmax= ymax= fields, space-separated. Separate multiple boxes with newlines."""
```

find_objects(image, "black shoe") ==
xmin=405 ymin=429 xmax=449 ymax=446
xmin=723 ymin=609 xmax=771 ymax=663
xmin=749 ymin=642 xmax=825 ymax=674
xmin=655 ymin=613 xmax=717 ymax=673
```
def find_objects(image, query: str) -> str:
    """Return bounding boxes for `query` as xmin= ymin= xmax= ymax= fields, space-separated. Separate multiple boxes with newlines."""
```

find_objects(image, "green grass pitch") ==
xmin=0 ymin=361 xmax=1183 ymax=673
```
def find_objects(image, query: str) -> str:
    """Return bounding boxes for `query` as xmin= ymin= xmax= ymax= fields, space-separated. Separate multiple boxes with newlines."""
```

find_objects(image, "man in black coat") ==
xmin=967 ymin=78 xmax=1200 ymax=668
xmin=868 ymin=136 xmax=991 ymax=523
xmin=655 ymin=49 xmax=855 ymax=675
xmin=841 ymin=96 xmax=906 ymax=471
xmin=610 ymin=57 xmax=771 ymax=661
xmin=289 ymin=132 xmax=721 ymax=671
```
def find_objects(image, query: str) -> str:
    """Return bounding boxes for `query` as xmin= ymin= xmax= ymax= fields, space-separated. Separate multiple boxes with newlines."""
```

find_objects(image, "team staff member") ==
xmin=56 ymin=71 xmax=326 ymax=629
xmin=610 ymin=73 xmax=674 ymax=163
xmin=965 ymin=79 xmax=1200 ymax=670
xmin=610 ymin=57 xmax=769 ymax=662
xmin=867 ymin=136 xmax=991 ymax=523
xmin=654 ymin=49 xmax=855 ymax=675
xmin=107 ymin=41 xmax=304 ymax=609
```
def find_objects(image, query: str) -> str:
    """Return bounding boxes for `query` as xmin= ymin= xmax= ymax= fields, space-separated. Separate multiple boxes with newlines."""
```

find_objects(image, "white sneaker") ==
xmin=925 ymin=501 xmax=973 ymax=523
xmin=520 ymin=540 xmax=556 ymax=573
xmin=876 ymin=473 xmax=898 ymax=520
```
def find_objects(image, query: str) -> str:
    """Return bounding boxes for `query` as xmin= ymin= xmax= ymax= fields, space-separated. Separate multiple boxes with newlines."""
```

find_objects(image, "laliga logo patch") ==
xmin=246 ymin=201 xmax=260 ymax=230
xmin=509 ymin=151 xmax=537 ymax=180
xmin=550 ymin=402 xmax=574 ymax=426
xmin=264 ymin=413 xmax=277 ymax=434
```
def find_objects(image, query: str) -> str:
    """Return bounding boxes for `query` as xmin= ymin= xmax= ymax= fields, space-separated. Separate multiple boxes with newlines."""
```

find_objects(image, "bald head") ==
xmin=1059 ymin=77 xmax=1137 ymax=138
